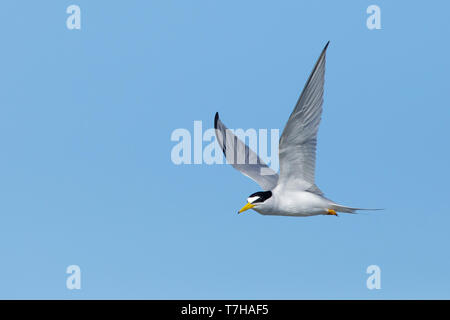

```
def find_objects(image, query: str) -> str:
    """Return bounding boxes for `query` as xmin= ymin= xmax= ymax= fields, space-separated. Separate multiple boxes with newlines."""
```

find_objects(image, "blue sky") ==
xmin=0 ymin=1 xmax=449 ymax=299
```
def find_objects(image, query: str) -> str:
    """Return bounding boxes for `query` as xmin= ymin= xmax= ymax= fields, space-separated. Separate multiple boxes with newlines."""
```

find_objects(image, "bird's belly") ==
xmin=255 ymin=206 xmax=326 ymax=217
xmin=256 ymin=191 xmax=330 ymax=217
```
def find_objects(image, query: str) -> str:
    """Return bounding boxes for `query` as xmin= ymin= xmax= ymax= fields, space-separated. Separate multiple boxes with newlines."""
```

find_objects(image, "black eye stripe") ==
xmin=249 ymin=191 xmax=272 ymax=203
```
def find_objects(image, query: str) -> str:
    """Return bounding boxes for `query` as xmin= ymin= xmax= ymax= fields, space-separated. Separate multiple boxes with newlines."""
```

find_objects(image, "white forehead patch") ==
xmin=247 ymin=196 xmax=259 ymax=204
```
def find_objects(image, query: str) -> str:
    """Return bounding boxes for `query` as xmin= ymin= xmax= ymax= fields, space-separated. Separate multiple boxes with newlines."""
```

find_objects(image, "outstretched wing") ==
xmin=278 ymin=42 xmax=329 ymax=194
xmin=214 ymin=112 xmax=278 ymax=191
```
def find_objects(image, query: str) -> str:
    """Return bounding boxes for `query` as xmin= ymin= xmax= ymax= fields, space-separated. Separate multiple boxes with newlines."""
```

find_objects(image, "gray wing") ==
xmin=278 ymin=42 xmax=329 ymax=194
xmin=214 ymin=113 xmax=278 ymax=191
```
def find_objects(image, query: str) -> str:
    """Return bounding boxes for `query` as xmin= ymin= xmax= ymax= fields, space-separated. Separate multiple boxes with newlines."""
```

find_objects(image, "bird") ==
xmin=214 ymin=42 xmax=379 ymax=217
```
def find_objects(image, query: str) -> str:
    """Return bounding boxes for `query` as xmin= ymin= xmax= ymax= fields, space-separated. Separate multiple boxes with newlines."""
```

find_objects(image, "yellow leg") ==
xmin=327 ymin=209 xmax=338 ymax=216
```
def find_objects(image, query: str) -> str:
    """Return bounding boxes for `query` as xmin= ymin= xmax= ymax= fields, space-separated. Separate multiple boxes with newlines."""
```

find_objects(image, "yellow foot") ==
xmin=327 ymin=209 xmax=338 ymax=216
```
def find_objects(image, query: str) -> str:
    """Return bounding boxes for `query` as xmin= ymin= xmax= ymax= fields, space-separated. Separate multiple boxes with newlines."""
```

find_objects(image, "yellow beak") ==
xmin=238 ymin=202 xmax=255 ymax=214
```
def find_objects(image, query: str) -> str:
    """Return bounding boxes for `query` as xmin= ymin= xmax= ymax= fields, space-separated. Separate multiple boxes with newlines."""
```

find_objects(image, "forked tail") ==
xmin=330 ymin=204 xmax=383 ymax=214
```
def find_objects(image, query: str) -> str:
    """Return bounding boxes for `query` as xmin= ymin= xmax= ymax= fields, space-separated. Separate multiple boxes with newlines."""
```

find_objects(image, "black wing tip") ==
xmin=322 ymin=41 xmax=330 ymax=54
xmin=214 ymin=112 xmax=219 ymax=129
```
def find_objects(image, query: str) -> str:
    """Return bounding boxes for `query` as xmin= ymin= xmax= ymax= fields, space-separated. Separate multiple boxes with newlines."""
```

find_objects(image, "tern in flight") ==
xmin=214 ymin=42 xmax=378 ymax=217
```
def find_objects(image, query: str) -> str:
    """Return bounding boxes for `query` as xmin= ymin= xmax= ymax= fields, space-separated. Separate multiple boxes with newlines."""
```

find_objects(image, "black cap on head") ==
xmin=248 ymin=191 xmax=272 ymax=203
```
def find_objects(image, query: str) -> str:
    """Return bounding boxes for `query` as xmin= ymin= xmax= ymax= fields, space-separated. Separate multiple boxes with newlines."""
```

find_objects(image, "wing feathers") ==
xmin=214 ymin=42 xmax=329 ymax=195
xmin=214 ymin=113 xmax=279 ymax=191
xmin=278 ymin=42 xmax=329 ymax=193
